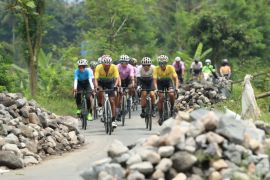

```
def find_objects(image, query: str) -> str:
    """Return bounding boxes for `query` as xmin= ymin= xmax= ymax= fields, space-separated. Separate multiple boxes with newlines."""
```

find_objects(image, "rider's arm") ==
xmin=181 ymin=62 xmax=185 ymax=77
xmin=73 ymin=70 xmax=78 ymax=90
xmin=87 ymin=68 xmax=94 ymax=89
xmin=153 ymin=67 xmax=158 ymax=90
xmin=171 ymin=66 xmax=179 ymax=88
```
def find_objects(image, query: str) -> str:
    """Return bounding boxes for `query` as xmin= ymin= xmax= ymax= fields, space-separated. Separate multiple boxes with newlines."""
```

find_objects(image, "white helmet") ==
xmin=103 ymin=56 xmax=112 ymax=65
xmin=77 ymin=59 xmax=88 ymax=66
xmin=205 ymin=59 xmax=211 ymax=64
xmin=223 ymin=59 xmax=228 ymax=63
xmin=141 ymin=57 xmax=152 ymax=65
xmin=98 ymin=57 xmax=103 ymax=64
xmin=120 ymin=54 xmax=130 ymax=62
xmin=175 ymin=56 xmax=181 ymax=61
xmin=157 ymin=55 xmax=168 ymax=62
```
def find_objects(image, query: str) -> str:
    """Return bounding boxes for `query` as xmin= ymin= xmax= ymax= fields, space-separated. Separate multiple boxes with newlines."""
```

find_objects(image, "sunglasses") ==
xmin=142 ymin=65 xmax=150 ymax=67
xmin=159 ymin=62 xmax=167 ymax=66
xmin=120 ymin=62 xmax=128 ymax=64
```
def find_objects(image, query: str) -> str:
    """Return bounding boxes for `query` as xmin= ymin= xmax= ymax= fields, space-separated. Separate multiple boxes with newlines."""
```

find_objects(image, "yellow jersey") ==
xmin=220 ymin=65 xmax=231 ymax=75
xmin=153 ymin=65 xmax=177 ymax=80
xmin=95 ymin=64 xmax=119 ymax=80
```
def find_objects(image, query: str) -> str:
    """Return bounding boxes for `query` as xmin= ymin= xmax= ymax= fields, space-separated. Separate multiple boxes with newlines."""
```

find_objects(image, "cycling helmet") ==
xmin=175 ymin=56 xmax=181 ymax=61
xmin=130 ymin=58 xmax=137 ymax=64
xmin=141 ymin=57 xmax=152 ymax=65
xmin=120 ymin=54 xmax=130 ymax=62
xmin=77 ymin=59 xmax=88 ymax=66
xmin=157 ymin=55 xmax=169 ymax=62
xmin=205 ymin=59 xmax=211 ymax=64
xmin=103 ymin=55 xmax=112 ymax=65
xmin=98 ymin=57 xmax=103 ymax=64
xmin=223 ymin=59 xmax=228 ymax=63
xmin=90 ymin=61 xmax=98 ymax=68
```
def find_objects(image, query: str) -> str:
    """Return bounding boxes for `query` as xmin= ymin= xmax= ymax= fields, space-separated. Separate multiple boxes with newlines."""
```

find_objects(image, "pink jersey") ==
xmin=172 ymin=61 xmax=185 ymax=71
xmin=117 ymin=64 xmax=134 ymax=79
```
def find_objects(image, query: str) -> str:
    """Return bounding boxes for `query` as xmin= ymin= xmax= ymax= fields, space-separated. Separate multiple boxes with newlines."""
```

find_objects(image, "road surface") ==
xmin=1 ymin=111 xmax=161 ymax=180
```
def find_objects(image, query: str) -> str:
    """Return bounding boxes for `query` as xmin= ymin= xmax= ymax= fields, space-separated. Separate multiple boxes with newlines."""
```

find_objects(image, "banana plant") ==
xmin=176 ymin=42 xmax=212 ymax=64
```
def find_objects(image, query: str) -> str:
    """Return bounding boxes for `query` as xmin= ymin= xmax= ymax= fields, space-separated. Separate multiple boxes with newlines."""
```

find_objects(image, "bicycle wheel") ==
xmin=81 ymin=97 xmax=88 ymax=130
xmin=106 ymin=100 xmax=112 ymax=135
xmin=148 ymin=101 xmax=152 ymax=131
xmin=128 ymin=97 xmax=132 ymax=119
xmin=93 ymin=95 xmax=98 ymax=120
xmin=121 ymin=95 xmax=126 ymax=126
xmin=103 ymin=105 xmax=108 ymax=134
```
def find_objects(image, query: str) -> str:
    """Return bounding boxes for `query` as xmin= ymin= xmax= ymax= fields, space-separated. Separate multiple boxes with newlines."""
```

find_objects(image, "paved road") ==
xmin=1 ymin=110 xmax=161 ymax=180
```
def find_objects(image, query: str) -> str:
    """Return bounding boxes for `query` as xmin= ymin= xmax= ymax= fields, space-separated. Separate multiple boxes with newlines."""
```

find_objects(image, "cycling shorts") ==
xmin=140 ymin=77 xmax=154 ymax=90
xmin=157 ymin=79 xmax=173 ymax=91
xmin=193 ymin=69 xmax=201 ymax=76
xmin=98 ymin=79 xmax=115 ymax=97
xmin=121 ymin=78 xmax=132 ymax=88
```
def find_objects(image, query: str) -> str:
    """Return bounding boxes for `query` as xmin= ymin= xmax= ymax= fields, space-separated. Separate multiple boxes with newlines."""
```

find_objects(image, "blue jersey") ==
xmin=74 ymin=68 xmax=93 ymax=81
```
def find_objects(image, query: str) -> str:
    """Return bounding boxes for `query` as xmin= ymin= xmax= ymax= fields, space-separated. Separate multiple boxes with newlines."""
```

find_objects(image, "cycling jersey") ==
xmin=202 ymin=65 xmax=215 ymax=74
xmin=74 ymin=68 xmax=94 ymax=89
xmin=117 ymin=64 xmax=134 ymax=80
xmin=136 ymin=65 xmax=155 ymax=78
xmin=172 ymin=61 xmax=185 ymax=73
xmin=220 ymin=65 xmax=231 ymax=75
xmin=95 ymin=64 xmax=119 ymax=80
xmin=153 ymin=65 xmax=177 ymax=80
xmin=190 ymin=62 xmax=203 ymax=70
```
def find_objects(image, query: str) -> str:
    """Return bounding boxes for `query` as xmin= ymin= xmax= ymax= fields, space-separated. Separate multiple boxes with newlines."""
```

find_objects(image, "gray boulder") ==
xmin=129 ymin=162 xmax=154 ymax=174
xmin=171 ymin=151 xmax=197 ymax=172
xmin=108 ymin=140 xmax=129 ymax=158
xmin=0 ymin=151 xmax=24 ymax=169
xmin=5 ymin=133 xmax=19 ymax=144
xmin=16 ymin=98 xmax=26 ymax=108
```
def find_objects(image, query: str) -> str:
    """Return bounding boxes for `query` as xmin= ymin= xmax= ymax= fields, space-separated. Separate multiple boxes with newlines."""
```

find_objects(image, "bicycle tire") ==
xmin=81 ymin=97 xmax=88 ymax=130
xmin=103 ymin=103 xmax=108 ymax=134
xmin=93 ymin=95 xmax=98 ymax=120
xmin=128 ymin=97 xmax=131 ymax=119
xmin=148 ymin=102 xmax=152 ymax=131
xmin=145 ymin=97 xmax=150 ymax=129
xmin=106 ymin=100 xmax=112 ymax=135
xmin=121 ymin=95 xmax=126 ymax=126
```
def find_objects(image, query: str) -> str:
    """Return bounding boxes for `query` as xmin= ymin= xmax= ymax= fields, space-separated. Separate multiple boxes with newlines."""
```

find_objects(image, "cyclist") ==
xmin=94 ymin=55 xmax=119 ymax=128
xmin=137 ymin=57 xmax=156 ymax=118
xmin=130 ymin=57 xmax=139 ymax=99
xmin=172 ymin=56 xmax=185 ymax=85
xmin=73 ymin=59 xmax=94 ymax=121
xmin=116 ymin=55 xmax=135 ymax=121
xmin=202 ymin=59 xmax=217 ymax=81
xmin=219 ymin=59 xmax=231 ymax=79
xmin=90 ymin=61 xmax=98 ymax=75
xmin=153 ymin=55 xmax=179 ymax=125
xmin=190 ymin=58 xmax=203 ymax=81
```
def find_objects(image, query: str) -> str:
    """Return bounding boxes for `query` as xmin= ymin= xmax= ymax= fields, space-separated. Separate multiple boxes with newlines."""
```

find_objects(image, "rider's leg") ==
xmin=158 ymin=92 xmax=164 ymax=117
xmin=169 ymin=89 xmax=175 ymax=115
xmin=140 ymin=91 xmax=147 ymax=118
xmin=97 ymin=86 xmax=104 ymax=107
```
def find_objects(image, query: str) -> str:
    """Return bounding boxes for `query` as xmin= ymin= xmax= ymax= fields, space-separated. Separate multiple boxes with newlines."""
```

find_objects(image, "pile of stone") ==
xmin=81 ymin=109 xmax=270 ymax=180
xmin=175 ymin=82 xmax=227 ymax=111
xmin=0 ymin=93 xmax=85 ymax=169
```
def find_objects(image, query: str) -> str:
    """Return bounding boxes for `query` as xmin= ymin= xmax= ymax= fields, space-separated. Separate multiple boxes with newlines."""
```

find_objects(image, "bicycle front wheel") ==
xmin=121 ymin=96 xmax=126 ymax=126
xmin=106 ymin=100 xmax=112 ymax=135
xmin=81 ymin=98 xmax=88 ymax=130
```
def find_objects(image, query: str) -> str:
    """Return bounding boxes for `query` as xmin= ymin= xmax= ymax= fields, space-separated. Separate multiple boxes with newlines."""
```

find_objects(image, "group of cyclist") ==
xmin=73 ymin=55 xmax=232 ymax=129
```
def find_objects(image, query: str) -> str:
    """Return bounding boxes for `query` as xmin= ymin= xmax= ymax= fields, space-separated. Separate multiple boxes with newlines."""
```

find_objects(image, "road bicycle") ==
xmin=120 ymin=87 xmax=132 ymax=126
xmin=76 ymin=90 xmax=90 ymax=130
xmin=142 ymin=89 xmax=153 ymax=131
xmin=158 ymin=88 xmax=173 ymax=126
xmin=99 ymin=89 xmax=115 ymax=135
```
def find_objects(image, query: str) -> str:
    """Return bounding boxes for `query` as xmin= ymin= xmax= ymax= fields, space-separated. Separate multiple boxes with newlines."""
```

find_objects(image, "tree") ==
xmin=6 ymin=0 xmax=45 ymax=97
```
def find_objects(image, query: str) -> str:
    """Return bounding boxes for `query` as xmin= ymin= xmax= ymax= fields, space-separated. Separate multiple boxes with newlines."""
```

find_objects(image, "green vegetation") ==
xmin=0 ymin=0 xmax=269 ymax=117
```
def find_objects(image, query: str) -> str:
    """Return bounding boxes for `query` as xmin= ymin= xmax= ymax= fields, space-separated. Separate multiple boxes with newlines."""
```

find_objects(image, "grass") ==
xmin=35 ymin=95 xmax=76 ymax=116
xmin=213 ymin=83 xmax=270 ymax=122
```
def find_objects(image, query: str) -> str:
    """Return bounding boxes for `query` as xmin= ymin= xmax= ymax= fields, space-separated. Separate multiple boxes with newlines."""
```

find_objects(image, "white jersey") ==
xmin=136 ymin=65 xmax=155 ymax=78
xmin=190 ymin=61 xmax=203 ymax=70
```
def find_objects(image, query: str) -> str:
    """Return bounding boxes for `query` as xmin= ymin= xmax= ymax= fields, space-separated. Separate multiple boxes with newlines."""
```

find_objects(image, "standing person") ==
xmin=116 ymin=54 xmax=135 ymax=121
xmin=94 ymin=55 xmax=119 ymax=128
xmin=189 ymin=58 xmax=203 ymax=81
xmin=90 ymin=61 xmax=98 ymax=75
xmin=137 ymin=57 xmax=156 ymax=118
xmin=219 ymin=59 xmax=231 ymax=79
xmin=73 ymin=59 xmax=94 ymax=121
xmin=172 ymin=56 xmax=185 ymax=85
xmin=153 ymin=55 xmax=179 ymax=125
